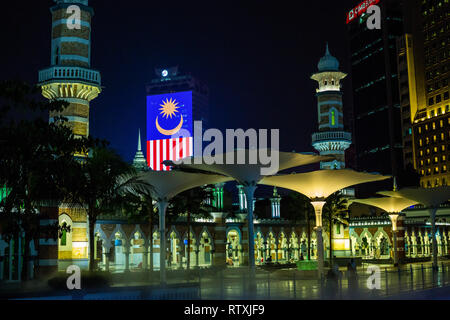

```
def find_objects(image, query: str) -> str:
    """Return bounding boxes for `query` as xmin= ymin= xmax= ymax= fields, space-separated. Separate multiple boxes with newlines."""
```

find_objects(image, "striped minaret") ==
xmin=39 ymin=0 xmax=101 ymax=141
xmin=37 ymin=0 xmax=100 ymax=274
xmin=311 ymin=43 xmax=351 ymax=169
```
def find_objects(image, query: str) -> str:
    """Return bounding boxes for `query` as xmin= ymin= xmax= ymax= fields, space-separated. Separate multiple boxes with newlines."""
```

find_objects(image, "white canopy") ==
xmin=260 ymin=169 xmax=391 ymax=199
xmin=172 ymin=149 xmax=332 ymax=184
xmin=378 ymin=186 xmax=450 ymax=208
xmin=138 ymin=170 xmax=232 ymax=200
xmin=351 ymin=197 xmax=418 ymax=214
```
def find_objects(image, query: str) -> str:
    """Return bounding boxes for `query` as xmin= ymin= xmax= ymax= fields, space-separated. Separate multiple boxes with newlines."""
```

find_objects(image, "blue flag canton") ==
xmin=147 ymin=91 xmax=193 ymax=141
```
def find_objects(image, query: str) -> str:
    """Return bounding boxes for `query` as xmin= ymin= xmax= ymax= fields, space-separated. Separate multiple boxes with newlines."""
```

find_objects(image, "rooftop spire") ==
xmin=133 ymin=129 xmax=147 ymax=171
xmin=138 ymin=129 xmax=142 ymax=151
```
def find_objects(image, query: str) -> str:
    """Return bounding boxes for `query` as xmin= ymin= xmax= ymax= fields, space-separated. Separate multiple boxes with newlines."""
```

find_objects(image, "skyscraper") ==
xmin=346 ymin=0 xmax=404 ymax=179
xmin=145 ymin=67 xmax=209 ymax=171
xmin=397 ymin=0 xmax=450 ymax=187
xmin=311 ymin=44 xmax=352 ymax=170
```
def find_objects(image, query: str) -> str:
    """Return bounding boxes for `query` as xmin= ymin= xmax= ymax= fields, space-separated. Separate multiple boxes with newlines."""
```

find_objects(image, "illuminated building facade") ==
xmin=311 ymin=44 xmax=352 ymax=170
xmin=398 ymin=0 xmax=450 ymax=187
xmin=347 ymin=0 xmax=404 ymax=179
xmin=145 ymin=67 xmax=209 ymax=171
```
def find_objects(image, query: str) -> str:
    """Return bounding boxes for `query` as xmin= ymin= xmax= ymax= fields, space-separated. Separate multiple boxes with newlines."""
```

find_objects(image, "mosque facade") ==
xmin=0 ymin=1 xmax=449 ymax=282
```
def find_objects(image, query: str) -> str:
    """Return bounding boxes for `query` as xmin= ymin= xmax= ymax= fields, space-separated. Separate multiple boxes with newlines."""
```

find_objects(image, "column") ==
xmin=158 ymin=201 xmax=169 ymax=285
xmin=37 ymin=205 xmax=59 ymax=277
xmin=243 ymin=185 xmax=257 ymax=270
xmin=124 ymin=240 xmax=130 ymax=272
xmin=429 ymin=208 xmax=439 ymax=269
xmin=195 ymin=249 xmax=200 ymax=267
xmin=215 ymin=183 xmax=225 ymax=211
xmin=311 ymin=200 xmax=326 ymax=276
xmin=0 ymin=255 xmax=3 ymax=281
xmin=103 ymin=249 xmax=110 ymax=272
xmin=211 ymin=212 xmax=227 ymax=267
xmin=142 ymin=241 xmax=148 ymax=270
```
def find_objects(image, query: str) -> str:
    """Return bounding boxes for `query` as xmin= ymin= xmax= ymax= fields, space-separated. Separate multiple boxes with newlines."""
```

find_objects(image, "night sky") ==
xmin=1 ymin=0 xmax=357 ymax=163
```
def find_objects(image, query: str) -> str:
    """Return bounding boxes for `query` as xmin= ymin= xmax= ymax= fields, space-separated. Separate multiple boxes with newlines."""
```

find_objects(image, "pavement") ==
xmin=1 ymin=260 xmax=450 ymax=300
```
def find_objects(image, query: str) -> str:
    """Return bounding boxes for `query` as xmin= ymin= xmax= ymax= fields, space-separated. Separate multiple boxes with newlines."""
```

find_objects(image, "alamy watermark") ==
xmin=366 ymin=265 xmax=381 ymax=290
xmin=66 ymin=265 xmax=81 ymax=290
xmin=170 ymin=121 xmax=280 ymax=176
xmin=366 ymin=5 xmax=381 ymax=30
xmin=66 ymin=5 xmax=81 ymax=30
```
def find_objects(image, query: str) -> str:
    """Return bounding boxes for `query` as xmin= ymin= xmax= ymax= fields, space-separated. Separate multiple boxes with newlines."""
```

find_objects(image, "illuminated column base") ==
xmin=311 ymin=200 xmax=326 ymax=277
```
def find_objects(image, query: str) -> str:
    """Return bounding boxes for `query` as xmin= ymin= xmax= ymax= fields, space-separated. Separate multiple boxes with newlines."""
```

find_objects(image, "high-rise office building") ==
xmin=145 ymin=67 xmax=209 ymax=171
xmin=397 ymin=0 xmax=450 ymax=187
xmin=346 ymin=0 xmax=404 ymax=180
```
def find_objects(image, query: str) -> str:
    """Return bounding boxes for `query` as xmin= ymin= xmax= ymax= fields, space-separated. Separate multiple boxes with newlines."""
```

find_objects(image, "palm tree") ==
xmin=0 ymin=80 xmax=90 ymax=280
xmin=323 ymin=191 xmax=349 ymax=267
xmin=63 ymin=146 xmax=150 ymax=272
xmin=281 ymin=192 xmax=315 ymax=260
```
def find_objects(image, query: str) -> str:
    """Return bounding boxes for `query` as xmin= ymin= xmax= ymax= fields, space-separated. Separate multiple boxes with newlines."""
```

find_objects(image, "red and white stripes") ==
xmin=147 ymin=137 xmax=193 ymax=171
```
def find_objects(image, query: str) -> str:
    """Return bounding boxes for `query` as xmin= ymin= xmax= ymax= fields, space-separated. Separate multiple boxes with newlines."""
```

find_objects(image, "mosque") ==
xmin=0 ymin=0 xmax=449 ymax=282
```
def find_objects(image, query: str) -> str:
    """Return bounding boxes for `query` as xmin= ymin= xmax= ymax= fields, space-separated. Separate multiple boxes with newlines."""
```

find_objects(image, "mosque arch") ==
xmin=130 ymin=230 xmax=145 ymax=269
xmin=182 ymin=228 xmax=198 ymax=268
xmin=289 ymin=231 xmax=299 ymax=260
xmin=349 ymin=229 xmax=360 ymax=256
xmin=373 ymin=228 xmax=391 ymax=258
xmin=198 ymin=228 xmax=213 ymax=267
xmin=359 ymin=229 xmax=374 ymax=258
xmin=58 ymin=213 xmax=73 ymax=260
xmin=255 ymin=231 xmax=265 ymax=264
xmin=226 ymin=228 xmax=242 ymax=266
xmin=110 ymin=228 xmax=127 ymax=272
xmin=168 ymin=227 xmax=182 ymax=269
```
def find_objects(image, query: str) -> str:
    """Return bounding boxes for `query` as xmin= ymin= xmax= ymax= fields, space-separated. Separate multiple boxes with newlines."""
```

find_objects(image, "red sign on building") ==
xmin=346 ymin=0 xmax=381 ymax=24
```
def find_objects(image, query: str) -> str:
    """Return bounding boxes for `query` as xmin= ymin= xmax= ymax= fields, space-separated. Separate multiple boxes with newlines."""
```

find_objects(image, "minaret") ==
xmin=133 ymin=129 xmax=148 ymax=171
xmin=311 ymin=44 xmax=352 ymax=169
xmin=38 ymin=0 xmax=101 ymax=140
xmin=36 ymin=0 xmax=100 ymax=276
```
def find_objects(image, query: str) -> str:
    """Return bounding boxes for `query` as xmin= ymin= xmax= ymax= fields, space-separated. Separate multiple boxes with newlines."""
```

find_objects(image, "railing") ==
xmin=39 ymin=66 xmax=101 ymax=86
xmin=312 ymin=131 xmax=352 ymax=143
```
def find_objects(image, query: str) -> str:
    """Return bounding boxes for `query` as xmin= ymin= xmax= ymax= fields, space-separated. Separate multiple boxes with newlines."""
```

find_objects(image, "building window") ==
xmin=429 ymin=97 xmax=434 ymax=106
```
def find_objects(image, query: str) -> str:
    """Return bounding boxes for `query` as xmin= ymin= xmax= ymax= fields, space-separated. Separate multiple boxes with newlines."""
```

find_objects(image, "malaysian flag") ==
xmin=147 ymin=137 xmax=193 ymax=171
xmin=147 ymin=91 xmax=194 ymax=171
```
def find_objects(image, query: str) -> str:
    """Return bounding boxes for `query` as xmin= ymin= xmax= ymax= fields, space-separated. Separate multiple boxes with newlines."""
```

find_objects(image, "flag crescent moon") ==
xmin=155 ymin=115 xmax=184 ymax=136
